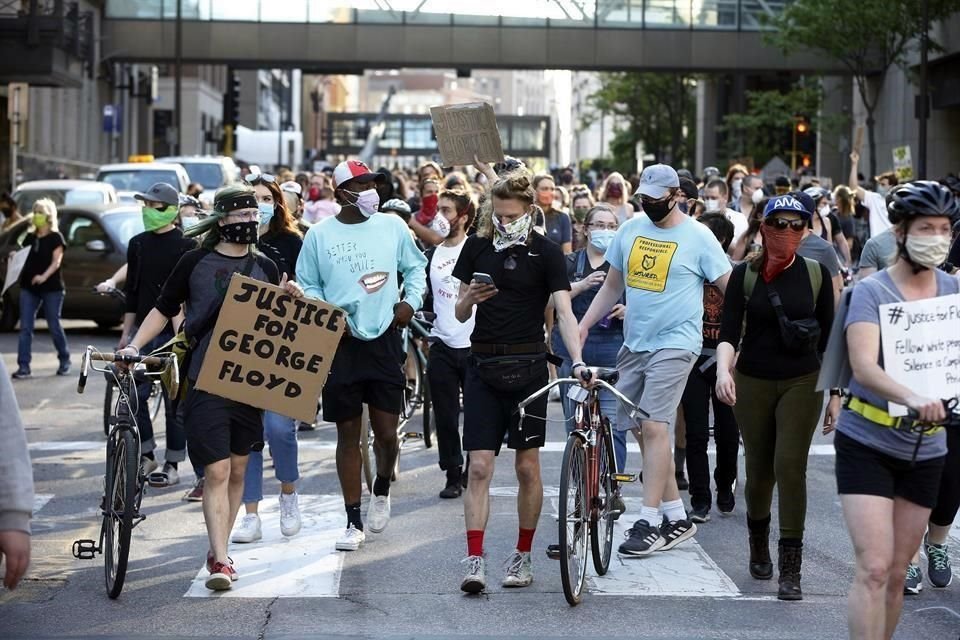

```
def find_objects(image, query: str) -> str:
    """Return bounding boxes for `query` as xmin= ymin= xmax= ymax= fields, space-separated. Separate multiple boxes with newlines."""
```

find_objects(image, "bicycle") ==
xmin=72 ymin=345 xmax=178 ymax=599
xmin=517 ymin=367 xmax=647 ymax=606
xmin=360 ymin=311 xmax=435 ymax=493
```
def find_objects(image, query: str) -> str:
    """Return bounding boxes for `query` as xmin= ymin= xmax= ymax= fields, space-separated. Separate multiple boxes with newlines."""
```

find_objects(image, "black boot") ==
xmin=439 ymin=467 xmax=462 ymax=499
xmin=674 ymin=447 xmax=688 ymax=491
xmin=777 ymin=538 xmax=803 ymax=601
xmin=747 ymin=516 xmax=773 ymax=580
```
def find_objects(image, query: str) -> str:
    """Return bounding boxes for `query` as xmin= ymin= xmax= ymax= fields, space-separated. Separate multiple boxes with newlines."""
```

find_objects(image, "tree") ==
xmin=583 ymin=72 xmax=698 ymax=173
xmin=765 ymin=0 xmax=960 ymax=180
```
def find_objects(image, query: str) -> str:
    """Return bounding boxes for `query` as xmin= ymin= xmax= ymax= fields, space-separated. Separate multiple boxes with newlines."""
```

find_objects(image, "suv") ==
xmin=13 ymin=180 xmax=118 ymax=212
xmin=156 ymin=156 xmax=239 ymax=205
xmin=96 ymin=162 xmax=190 ymax=197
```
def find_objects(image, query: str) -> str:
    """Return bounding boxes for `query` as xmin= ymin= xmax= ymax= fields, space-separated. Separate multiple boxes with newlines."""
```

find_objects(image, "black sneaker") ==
xmin=926 ymin=541 xmax=952 ymax=588
xmin=689 ymin=504 xmax=711 ymax=523
xmin=439 ymin=481 xmax=462 ymax=499
xmin=904 ymin=564 xmax=923 ymax=594
xmin=11 ymin=368 xmax=31 ymax=380
xmin=618 ymin=519 xmax=664 ymax=557
xmin=717 ymin=487 xmax=735 ymax=516
xmin=297 ymin=421 xmax=316 ymax=432
xmin=659 ymin=516 xmax=698 ymax=551
xmin=56 ymin=361 xmax=71 ymax=376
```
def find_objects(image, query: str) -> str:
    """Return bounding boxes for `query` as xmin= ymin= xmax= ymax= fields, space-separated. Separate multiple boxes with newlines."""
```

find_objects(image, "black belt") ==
xmin=471 ymin=342 xmax=547 ymax=356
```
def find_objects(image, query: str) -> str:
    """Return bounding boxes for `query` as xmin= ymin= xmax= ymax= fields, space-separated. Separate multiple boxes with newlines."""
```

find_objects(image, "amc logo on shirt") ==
xmin=626 ymin=236 xmax=678 ymax=293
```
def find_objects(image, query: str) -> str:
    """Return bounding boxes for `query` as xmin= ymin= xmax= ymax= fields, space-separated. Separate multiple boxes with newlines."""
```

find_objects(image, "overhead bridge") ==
xmin=102 ymin=0 xmax=844 ymax=73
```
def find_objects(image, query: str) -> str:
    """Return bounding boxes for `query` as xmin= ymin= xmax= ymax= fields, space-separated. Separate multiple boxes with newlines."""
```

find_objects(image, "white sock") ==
xmin=639 ymin=505 xmax=660 ymax=527
xmin=662 ymin=499 xmax=687 ymax=523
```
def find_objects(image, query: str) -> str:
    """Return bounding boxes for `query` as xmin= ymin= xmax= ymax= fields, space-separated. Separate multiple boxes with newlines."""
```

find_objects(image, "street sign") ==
xmin=102 ymin=104 xmax=122 ymax=134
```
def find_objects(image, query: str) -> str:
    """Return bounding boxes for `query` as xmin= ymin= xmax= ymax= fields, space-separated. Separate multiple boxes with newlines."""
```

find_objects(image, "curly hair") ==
xmin=476 ymin=170 xmax=535 ymax=241
xmin=439 ymin=188 xmax=477 ymax=232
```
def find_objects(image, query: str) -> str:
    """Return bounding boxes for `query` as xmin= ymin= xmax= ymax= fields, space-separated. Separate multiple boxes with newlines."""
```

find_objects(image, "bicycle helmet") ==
xmin=802 ymin=186 xmax=830 ymax=203
xmin=381 ymin=198 xmax=411 ymax=216
xmin=887 ymin=180 xmax=960 ymax=225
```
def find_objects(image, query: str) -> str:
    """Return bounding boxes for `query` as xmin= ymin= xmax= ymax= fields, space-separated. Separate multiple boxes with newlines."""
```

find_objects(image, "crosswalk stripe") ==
xmin=32 ymin=494 xmax=54 ymax=514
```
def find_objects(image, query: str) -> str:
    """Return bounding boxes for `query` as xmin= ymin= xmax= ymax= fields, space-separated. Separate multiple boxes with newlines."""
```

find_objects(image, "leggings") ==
xmin=931 ymin=426 xmax=960 ymax=527
xmin=733 ymin=370 xmax=823 ymax=540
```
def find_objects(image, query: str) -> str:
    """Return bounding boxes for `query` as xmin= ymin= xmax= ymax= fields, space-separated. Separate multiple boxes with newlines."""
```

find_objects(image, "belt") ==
xmin=698 ymin=348 xmax=717 ymax=373
xmin=846 ymin=397 xmax=944 ymax=434
xmin=471 ymin=342 xmax=547 ymax=356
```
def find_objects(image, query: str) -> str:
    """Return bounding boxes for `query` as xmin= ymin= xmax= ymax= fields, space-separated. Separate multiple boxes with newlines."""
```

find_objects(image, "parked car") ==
xmin=0 ymin=205 xmax=145 ymax=331
xmin=95 ymin=162 xmax=190 ymax=196
xmin=156 ymin=155 xmax=239 ymax=205
xmin=13 ymin=180 xmax=119 ymax=212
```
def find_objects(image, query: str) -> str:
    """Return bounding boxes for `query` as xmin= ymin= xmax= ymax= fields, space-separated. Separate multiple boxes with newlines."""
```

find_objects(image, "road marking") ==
xmin=184 ymin=495 xmax=345 ymax=598
xmin=33 ymin=494 xmax=54 ymax=514
xmin=29 ymin=441 xmax=103 ymax=452
xmin=539 ymin=442 xmax=836 ymax=456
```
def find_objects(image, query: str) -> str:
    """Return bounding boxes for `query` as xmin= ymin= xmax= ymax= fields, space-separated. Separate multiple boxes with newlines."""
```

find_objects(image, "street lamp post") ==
xmin=174 ymin=0 xmax=183 ymax=155
xmin=917 ymin=0 xmax=929 ymax=179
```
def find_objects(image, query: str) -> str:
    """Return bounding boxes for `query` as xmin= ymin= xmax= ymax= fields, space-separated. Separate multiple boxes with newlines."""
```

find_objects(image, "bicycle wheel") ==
xmin=104 ymin=428 xmax=137 ymax=599
xmin=102 ymin=383 xmax=116 ymax=436
xmin=420 ymin=355 xmax=432 ymax=449
xmin=559 ymin=434 xmax=589 ymax=606
xmin=360 ymin=405 xmax=374 ymax=494
xmin=401 ymin=340 xmax=421 ymax=424
xmin=591 ymin=419 xmax=617 ymax=575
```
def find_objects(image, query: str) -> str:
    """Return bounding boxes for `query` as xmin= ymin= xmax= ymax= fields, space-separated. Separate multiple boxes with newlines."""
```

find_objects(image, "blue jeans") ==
xmin=241 ymin=410 xmax=300 ymax=504
xmin=136 ymin=330 xmax=186 ymax=462
xmin=558 ymin=334 xmax=627 ymax=473
xmin=18 ymin=289 xmax=70 ymax=369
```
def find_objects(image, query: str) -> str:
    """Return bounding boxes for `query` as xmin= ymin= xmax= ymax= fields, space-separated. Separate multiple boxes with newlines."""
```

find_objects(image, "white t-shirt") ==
xmin=863 ymin=190 xmax=892 ymax=238
xmin=429 ymin=238 xmax=474 ymax=349
xmin=723 ymin=208 xmax=749 ymax=244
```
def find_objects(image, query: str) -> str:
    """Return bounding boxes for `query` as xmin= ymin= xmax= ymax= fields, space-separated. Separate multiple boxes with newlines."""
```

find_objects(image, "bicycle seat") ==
xmin=593 ymin=368 xmax=619 ymax=385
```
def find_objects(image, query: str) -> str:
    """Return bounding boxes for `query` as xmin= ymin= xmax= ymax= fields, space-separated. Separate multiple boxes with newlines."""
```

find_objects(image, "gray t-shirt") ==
xmin=797 ymin=233 xmax=842 ymax=277
xmin=836 ymin=269 xmax=959 ymax=461
xmin=858 ymin=229 xmax=897 ymax=271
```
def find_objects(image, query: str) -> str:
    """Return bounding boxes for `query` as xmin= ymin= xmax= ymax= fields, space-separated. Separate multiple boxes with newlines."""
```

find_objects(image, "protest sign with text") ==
xmin=3 ymin=247 xmax=30 ymax=295
xmin=879 ymin=294 xmax=960 ymax=416
xmin=430 ymin=102 xmax=505 ymax=167
xmin=196 ymin=274 xmax=346 ymax=423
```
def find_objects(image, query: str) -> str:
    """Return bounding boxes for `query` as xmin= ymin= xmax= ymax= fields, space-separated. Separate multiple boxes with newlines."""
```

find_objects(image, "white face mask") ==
xmin=346 ymin=188 xmax=380 ymax=217
xmin=818 ymin=203 xmax=831 ymax=217
xmin=904 ymin=234 xmax=951 ymax=268
xmin=180 ymin=216 xmax=200 ymax=230
xmin=704 ymin=198 xmax=722 ymax=213
xmin=751 ymin=188 xmax=764 ymax=205
xmin=731 ymin=179 xmax=743 ymax=200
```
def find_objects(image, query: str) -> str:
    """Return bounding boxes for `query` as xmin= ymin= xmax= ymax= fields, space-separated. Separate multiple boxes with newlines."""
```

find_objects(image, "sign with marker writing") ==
xmin=879 ymin=294 xmax=960 ymax=416
xmin=196 ymin=275 xmax=346 ymax=423
xmin=430 ymin=102 xmax=505 ymax=167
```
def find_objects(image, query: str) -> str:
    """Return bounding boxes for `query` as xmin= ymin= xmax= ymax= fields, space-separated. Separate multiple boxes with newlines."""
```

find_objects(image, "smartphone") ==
xmin=472 ymin=272 xmax=495 ymax=286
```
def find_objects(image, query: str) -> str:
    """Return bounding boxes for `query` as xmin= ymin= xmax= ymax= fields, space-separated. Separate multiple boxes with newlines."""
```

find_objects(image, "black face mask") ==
xmin=642 ymin=197 xmax=674 ymax=222
xmin=219 ymin=220 xmax=258 ymax=244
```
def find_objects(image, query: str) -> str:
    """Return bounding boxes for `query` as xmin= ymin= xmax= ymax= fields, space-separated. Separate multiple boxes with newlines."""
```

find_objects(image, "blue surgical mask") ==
xmin=589 ymin=229 xmax=616 ymax=252
xmin=258 ymin=202 xmax=275 ymax=227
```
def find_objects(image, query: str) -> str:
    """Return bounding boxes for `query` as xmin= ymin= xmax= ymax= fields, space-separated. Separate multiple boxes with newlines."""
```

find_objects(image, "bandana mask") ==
xmin=493 ymin=212 xmax=532 ymax=253
xmin=760 ymin=223 xmax=804 ymax=282
xmin=142 ymin=206 xmax=179 ymax=232
xmin=220 ymin=220 xmax=259 ymax=244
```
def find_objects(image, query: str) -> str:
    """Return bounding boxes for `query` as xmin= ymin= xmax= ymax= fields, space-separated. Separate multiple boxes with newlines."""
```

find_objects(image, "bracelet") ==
xmin=128 ymin=344 xmax=140 ymax=355
xmin=571 ymin=361 xmax=586 ymax=369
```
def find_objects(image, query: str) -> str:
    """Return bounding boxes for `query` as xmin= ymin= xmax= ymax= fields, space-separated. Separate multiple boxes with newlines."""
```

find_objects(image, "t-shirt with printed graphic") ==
xmin=702 ymin=258 xmax=735 ymax=351
xmin=155 ymin=248 xmax=280 ymax=381
xmin=605 ymin=214 xmax=731 ymax=355
xmin=428 ymin=238 xmax=474 ymax=349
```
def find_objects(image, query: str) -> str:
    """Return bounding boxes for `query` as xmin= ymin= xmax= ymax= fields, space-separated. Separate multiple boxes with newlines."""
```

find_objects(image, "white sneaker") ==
xmin=367 ymin=495 xmax=391 ymax=533
xmin=335 ymin=524 xmax=365 ymax=551
xmin=502 ymin=551 xmax=533 ymax=588
xmin=460 ymin=555 xmax=486 ymax=593
xmin=231 ymin=513 xmax=262 ymax=543
xmin=279 ymin=492 xmax=302 ymax=537
xmin=140 ymin=456 xmax=159 ymax=478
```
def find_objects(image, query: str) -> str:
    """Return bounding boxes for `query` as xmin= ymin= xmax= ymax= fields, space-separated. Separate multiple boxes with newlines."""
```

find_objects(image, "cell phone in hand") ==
xmin=472 ymin=272 xmax=495 ymax=286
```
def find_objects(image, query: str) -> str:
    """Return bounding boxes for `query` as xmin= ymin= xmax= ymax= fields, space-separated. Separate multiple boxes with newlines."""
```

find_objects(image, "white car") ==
xmin=13 ymin=180 xmax=118 ymax=212
xmin=95 ymin=162 xmax=190 ymax=197
xmin=156 ymin=155 xmax=240 ymax=205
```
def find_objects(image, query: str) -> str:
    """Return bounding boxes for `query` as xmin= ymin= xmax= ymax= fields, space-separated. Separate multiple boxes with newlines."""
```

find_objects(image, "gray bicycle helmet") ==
xmin=887 ymin=180 xmax=960 ymax=225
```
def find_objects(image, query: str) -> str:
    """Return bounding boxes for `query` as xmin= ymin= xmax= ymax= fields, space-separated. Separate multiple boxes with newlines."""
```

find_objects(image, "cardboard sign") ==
xmin=3 ymin=247 xmax=30 ymax=295
xmin=196 ymin=275 xmax=347 ymax=423
xmin=879 ymin=294 xmax=960 ymax=416
xmin=852 ymin=124 xmax=864 ymax=155
xmin=430 ymin=102 xmax=505 ymax=167
xmin=892 ymin=145 xmax=914 ymax=181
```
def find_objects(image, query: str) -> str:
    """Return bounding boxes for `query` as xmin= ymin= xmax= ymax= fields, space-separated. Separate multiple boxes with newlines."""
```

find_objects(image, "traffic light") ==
xmin=795 ymin=119 xmax=808 ymax=134
xmin=223 ymin=71 xmax=240 ymax=127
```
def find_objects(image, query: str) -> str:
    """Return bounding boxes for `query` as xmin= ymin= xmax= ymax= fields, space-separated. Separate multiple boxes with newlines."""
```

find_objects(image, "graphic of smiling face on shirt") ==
xmin=359 ymin=271 xmax=389 ymax=294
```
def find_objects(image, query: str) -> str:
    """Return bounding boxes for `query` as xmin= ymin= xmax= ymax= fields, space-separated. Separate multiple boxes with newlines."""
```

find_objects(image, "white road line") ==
xmin=184 ymin=495 xmax=345 ymax=598
xmin=539 ymin=442 xmax=837 ymax=456
xmin=33 ymin=493 xmax=54 ymax=514
xmin=29 ymin=441 xmax=104 ymax=452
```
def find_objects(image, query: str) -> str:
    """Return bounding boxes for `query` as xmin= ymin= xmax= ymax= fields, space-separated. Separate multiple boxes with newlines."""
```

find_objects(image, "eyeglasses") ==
xmin=764 ymin=217 xmax=807 ymax=231
xmin=587 ymin=223 xmax=618 ymax=231
xmin=245 ymin=172 xmax=276 ymax=185
xmin=224 ymin=210 xmax=260 ymax=222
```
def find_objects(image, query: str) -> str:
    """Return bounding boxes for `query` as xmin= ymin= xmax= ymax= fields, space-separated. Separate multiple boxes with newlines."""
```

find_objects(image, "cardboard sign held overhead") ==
xmin=430 ymin=102 xmax=505 ymax=167
xmin=852 ymin=124 xmax=864 ymax=156
xmin=196 ymin=275 xmax=347 ymax=423
xmin=892 ymin=145 xmax=914 ymax=181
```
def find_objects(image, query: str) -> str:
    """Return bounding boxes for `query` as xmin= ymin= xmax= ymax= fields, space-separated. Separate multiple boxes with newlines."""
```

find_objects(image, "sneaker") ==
xmin=206 ymin=551 xmax=238 ymax=581
xmin=297 ymin=421 xmax=316 ymax=432
xmin=618 ymin=519 xmax=664 ymax=557
xmin=904 ymin=563 xmax=923 ymax=595
xmin=460 ymin=555 xmax=486 ymax=593
xmin=231 ymin=513 xmax=262 ymax=543
xmin=609 ymin=494 xmax=626 ymax=521
xmin=367 ymin=495 xmax=391 ymax=533
xmin=205 ymin=562 xmax=236 ymax=591
xmin=148 ymin=462 xmax=179 ymax=488
xmin=279 ymin=492 xmax=302 ymax=537
xmin=11 ymin=367 xmax=31 ymax=380
xmin=717 ymin=486 xmax=735 ymax=515
xmin=56 ymin=361 xmax=71 ymax=376
xmin=140 ymin=456 xmax=159 ymax=478
xmin=335 ymin=524 xmax=365 ymax=551
xmin=660 ymin=516 xmax=698 ymax=551
xmin=548 ymin=386 xmax=561 ymax=402
xmin=689 ymin=505 xmax=711 ymax=523
xmin=926 ymin=541 xmax=952 ymax=588
xmin=183 ymin=478 xmax=204 ymax=502
xmin=502 ymin=551 xmax=534 ymax=588
xmin=439 ymin=481 xmax=462 ymax=499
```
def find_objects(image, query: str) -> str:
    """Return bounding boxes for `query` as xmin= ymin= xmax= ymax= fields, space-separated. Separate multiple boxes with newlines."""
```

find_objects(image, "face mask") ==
xmin=537 ymin=191 xmax=554 ymax=207
xmin=760 ymin=223 xmax=804 ymax=282
xmin=258 ymin=202 xmax=275 ymax=227
xmin=345 ymin=188 xmax=380 ymax=218
xmin=642 ymin=197 xmax=674 ymax=223
xmin=704 ymin=198 xmax=721 ymax=213
xmin=732 ymin=179 xmax=743 ymax=200
xmin=32 ymin=212 xmax=49 ymax=228
xmin=877 ymin=186 xmax=889 ymax=197
xmin=142 ymin=206 xmax=179 ymax=232
xmin=308 ymin=186 xmax=321 ymax=201
xmin=180 ymin=216 xmax=200 ymax=230
xmin=493 ymin=212 xmax=532 ymax=253
xmin=606 ymin=183 xmax=623 ymax=198
xmin=572 ymin=206 xmax=590 ymax=223
xmin=752 ymin=187 xmax=764 ymax=205
xmin=219 ymin=220 xmax=259 ymax=244
xmin=904 ymin=234 xmax=951 ymax=269
xmin=589 ymin=229 xmax=616 ymax=252
xmin=818 ymin=203 xmax=831 ymax=217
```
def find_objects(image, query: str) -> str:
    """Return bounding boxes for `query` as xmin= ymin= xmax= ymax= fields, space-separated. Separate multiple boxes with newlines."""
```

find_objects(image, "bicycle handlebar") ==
xmin=516 ymin=371 xmax=648 ymax=424
xmin=78 ymin=346 xmax=178 ymax=395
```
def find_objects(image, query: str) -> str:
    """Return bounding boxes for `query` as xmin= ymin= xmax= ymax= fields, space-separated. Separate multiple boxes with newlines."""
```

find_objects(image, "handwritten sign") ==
xmin=879 ymin=294 xmax=960 ymax=416
xmin=852 ymin=124 xmax=864 ymax=156
xmin=892 ymin=145 xmax=914 ymax=182
xmin=196 ymin=275 xmax=346 ymax=423
xmin=430 ymin=102 xmax=505 ymax=167
xmin=2 ymin=247 xmax=30 ymax=295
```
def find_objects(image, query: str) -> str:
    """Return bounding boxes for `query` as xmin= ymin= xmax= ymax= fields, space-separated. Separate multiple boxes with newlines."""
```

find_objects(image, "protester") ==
xmin=794 ymin=192 xmax=843 ymax=305
xmin=725 ymin=164 xmax=749 ymax=207
xmin=1 ymin=192 xmax=23 ymax=231
xmin=716 ymin=195 xmax=835 ymax=601
xmin=304 ymin=183 xmax=339 ymax=224
xmin=774 ymin=175 xmax=792 ymax=196
xmin=533 ymin=174 xmax=572 ymax=254
xmin=703 ymin=179 xmax=749 ymax=246
xmin=733 ymin=175 xmax=764 ymax=219
xmin=187 ymin=183 xmax=204 ymax=199
xmin=296 ymin=160 xmax=427 ymax=552
xmin=849 ymin=150 xmax=896 ymax=240
xmin=12 ymin=199 xmax=70 ymax=379
xmin=857 ymin=228 xmax=897 ymax=280
xmin=804 ymin=186 xmax=852 ymax=269
xmin=598 ymin=172 xmax=634 ymax=224
xmin=832 ymin=185 xmax=860 ymax=263
xmin=569 ymin=188 xmax=595 ymax=251
xmin=0 ymin=360 xmax=33 ymax=590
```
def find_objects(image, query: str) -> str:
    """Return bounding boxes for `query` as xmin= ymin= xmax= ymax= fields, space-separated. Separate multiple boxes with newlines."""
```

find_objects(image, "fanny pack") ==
xmin=471 ymin=352 xmax=547 ymax=392
xmin=765 ymin=279 xmax=821 ymax=356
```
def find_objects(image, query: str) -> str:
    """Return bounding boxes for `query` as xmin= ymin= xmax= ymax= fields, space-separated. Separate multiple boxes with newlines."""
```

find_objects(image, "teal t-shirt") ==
xmin=605 ymin=214 xmax=731 ymax=354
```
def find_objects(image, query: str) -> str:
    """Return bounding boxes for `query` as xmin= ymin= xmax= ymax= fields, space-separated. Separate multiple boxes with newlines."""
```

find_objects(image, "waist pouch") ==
xmin=472 ymin=353 xmax=547 ymax=392
xmin=777 ymin=316 xmax=821 ymax=355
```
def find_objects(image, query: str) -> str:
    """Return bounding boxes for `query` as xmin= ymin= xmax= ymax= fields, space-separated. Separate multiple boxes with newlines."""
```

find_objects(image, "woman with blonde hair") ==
xmin=12 ymin=198 xmax=70 ymax=379
xmin=598 ymin=172 xmax=634 ymax=223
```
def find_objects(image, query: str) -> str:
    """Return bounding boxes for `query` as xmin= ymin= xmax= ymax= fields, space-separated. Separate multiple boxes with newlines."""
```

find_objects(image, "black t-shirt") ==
xmin=20 ymin=232 xmax=65 ymax=293
xmin=719 ymin=259 xmax=834 ymax=380
xmin=258 ymin=230 xmax=303 ymax=279
xmin=452 ymin=232 xmax=570 ymax=345
xmin=125 ymin=228 xmax=198 ymax=325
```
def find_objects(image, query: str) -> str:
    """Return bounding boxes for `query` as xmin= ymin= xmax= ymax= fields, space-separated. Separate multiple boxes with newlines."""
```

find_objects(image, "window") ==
xmin=66 ymin=217 xmax=108 ymax=248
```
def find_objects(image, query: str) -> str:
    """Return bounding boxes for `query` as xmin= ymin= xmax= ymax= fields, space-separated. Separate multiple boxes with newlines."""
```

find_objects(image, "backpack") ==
xmin=743 ymin=257 xmax=822 ymax=302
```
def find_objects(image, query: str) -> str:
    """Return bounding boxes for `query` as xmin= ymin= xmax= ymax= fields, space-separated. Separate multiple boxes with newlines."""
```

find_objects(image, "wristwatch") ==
xmin=830 ymin=389 xmax=844 ymax=398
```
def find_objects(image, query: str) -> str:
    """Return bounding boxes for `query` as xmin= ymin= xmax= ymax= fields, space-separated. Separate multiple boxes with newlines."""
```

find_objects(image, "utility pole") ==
xmin=174 ymin=0 xmax=183 ymax=155
xmin=917 ymin=0 xmax=929 ymax=179
xmin=8 ymin=83 xmax=24 ymax=190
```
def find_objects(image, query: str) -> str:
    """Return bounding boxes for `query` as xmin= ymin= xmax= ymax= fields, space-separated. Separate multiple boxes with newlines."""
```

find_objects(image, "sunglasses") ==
xmin=245 ymin=172 xmax=276 ymax=185
xmin=764 ymin=217 xmax=806 ymax=232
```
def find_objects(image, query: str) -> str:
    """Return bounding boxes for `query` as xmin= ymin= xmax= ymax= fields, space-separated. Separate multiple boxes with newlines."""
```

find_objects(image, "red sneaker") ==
xmin=205 ymin=562 xmax=236 ymax=591
xmin=206 ymin=551 xmax=238 ymax=581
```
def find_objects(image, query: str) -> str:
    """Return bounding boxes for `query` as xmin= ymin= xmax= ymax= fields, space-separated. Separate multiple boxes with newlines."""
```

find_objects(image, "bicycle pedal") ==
xmin=72 ymin=539 xmax=99 ymax=559
xmin=613 ymin=473 xmax=639 ymax=483
xmin=403 ymin=432 xmax=423 ymax=440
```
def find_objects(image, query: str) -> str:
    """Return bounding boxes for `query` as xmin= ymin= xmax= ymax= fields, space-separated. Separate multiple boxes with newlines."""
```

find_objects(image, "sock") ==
xmin=640 ymin=505 xmax=660 ymax=527
xmin=345 ymin=503 xmax=363 ymax=531
xmin=467 ymin=529 xmax=484 ymax=557
xmin=662 ymin=499 xmax=687 ymax=523
xmin=143 ymin=451 xmax=155 ymax=461
xmin=373 ymin=474 xmax=391 ymax=497
xmin=517 ymin=528 xmax=535 ymax=553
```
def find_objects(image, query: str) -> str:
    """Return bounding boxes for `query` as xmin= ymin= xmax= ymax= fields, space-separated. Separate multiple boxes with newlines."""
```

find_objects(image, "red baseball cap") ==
xmin=333 ymin=160 xmax=385 ymax=188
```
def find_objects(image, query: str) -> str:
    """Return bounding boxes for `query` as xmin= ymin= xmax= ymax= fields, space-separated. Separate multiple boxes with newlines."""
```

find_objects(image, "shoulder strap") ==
xmin=802 ymin=257 xmax=822 ymax=299
xmin=574 ymin=250 xmax=588 ymax=281
xmin=743 ymin=263 xmax=758 ymax=302
xmin=187 ymin=254 xmax=255 ymax=347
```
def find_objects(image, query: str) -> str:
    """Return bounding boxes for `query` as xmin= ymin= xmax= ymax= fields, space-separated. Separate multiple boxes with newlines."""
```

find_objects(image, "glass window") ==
xmin=403 ymin=118 xmax=435 ymax=150
xmin=179 ymin=162 xmax=226 ymax=189
xmin=97 ymin=170 xmax=180 ymax=193
xmin=64 ymin=190 xmax=111 ymax=206
xmin=102 ymin=212 xmax=146 ymax=249
xmin=65 ymin=217 xmax=108 ymax=248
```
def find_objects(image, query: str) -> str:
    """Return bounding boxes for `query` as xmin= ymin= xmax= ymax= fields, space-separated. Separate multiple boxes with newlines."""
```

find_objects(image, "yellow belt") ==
xmin=846 ymin=397 xmax=944 ymax=434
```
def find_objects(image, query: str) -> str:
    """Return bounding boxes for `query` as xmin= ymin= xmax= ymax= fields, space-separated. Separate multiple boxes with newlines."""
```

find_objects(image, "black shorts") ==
xmin=835 ymin=431 xmax=946 ymax=508
xmin=322 ymin=330 xmax=405 ymax=423
xmin=462 ymin=356 xmax=548 ymax=454
xmin=183 ymin=387 xmax=264 ymax=468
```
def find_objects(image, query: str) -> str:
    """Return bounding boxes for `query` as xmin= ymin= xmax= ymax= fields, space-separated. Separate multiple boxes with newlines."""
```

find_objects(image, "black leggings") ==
xmin=931 ymin=426 xmax=960 ymax=527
